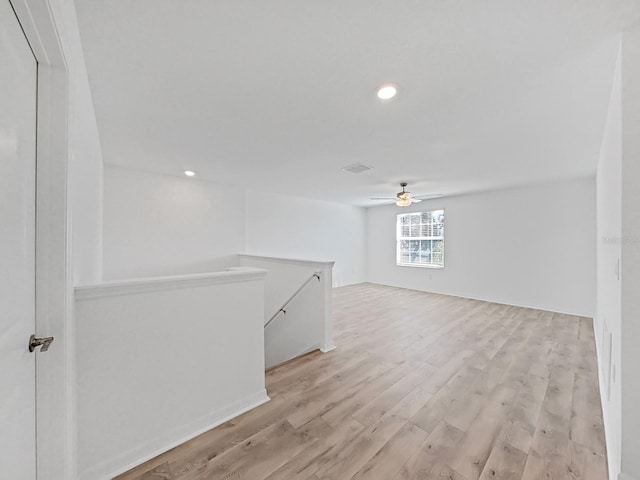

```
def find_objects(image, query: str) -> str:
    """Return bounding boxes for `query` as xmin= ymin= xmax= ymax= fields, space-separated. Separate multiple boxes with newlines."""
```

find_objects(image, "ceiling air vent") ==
xmin=342 ymin=163 xmax=373 ymax=174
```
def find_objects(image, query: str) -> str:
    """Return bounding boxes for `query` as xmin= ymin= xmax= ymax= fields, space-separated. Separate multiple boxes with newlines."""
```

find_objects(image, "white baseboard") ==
xmin=320 ymin=341 xmax=336 ymax=353
xmin=78 ymin=389 xmax=270 ymax=480
xmin=366 ymin=281 xmax=594 ymax=318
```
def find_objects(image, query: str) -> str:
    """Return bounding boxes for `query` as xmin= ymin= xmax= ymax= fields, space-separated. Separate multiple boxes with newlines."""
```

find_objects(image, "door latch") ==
xmin=28 ymin=334 xmax=54 ymax=352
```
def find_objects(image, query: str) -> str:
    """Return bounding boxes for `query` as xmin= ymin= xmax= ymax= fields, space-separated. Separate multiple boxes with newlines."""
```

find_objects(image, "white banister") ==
xmin=75 ymin=268 xmax=266 ymax=299
xmin=74 ymin=267 xmax=268 ymax=479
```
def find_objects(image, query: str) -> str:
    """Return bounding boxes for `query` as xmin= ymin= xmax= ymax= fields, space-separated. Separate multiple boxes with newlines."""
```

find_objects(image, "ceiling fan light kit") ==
xmin=396 ymin=182 xmax=418 ymax=207
xmin=396 ymin=196 xmax=412 ymax=207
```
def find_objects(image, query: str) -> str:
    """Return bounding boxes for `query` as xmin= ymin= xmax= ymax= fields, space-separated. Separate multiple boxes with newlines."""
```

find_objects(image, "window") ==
xmin=397 ymin=210 xmax=444 ymax=268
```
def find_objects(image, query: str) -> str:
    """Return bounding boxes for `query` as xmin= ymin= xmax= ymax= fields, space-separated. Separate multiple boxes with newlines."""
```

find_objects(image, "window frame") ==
xmin=396 ymin=209 xmax=445 ymax=269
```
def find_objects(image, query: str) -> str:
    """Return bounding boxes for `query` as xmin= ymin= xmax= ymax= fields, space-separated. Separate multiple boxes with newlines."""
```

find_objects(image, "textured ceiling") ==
xmin=76 ymin=0 xmax=640 ymax=206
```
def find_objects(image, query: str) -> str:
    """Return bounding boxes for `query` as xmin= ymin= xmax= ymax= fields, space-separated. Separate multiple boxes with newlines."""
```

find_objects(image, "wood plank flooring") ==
xmin=116 ymin=283 xmax=607 ymax=480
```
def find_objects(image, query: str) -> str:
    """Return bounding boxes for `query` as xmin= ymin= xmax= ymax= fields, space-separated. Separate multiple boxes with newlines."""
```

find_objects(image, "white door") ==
xmin=0 ymin=0 xmax=39 ymax=477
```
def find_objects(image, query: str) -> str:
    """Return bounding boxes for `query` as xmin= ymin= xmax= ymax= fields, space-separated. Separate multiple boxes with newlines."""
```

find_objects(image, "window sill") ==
xmin=396 ymin=263 xmax=444 ymax=269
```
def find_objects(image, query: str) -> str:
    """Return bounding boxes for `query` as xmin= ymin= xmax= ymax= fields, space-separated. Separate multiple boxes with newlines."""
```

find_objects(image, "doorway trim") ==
xmin=9 ymin=0 xmax=73 ymax=478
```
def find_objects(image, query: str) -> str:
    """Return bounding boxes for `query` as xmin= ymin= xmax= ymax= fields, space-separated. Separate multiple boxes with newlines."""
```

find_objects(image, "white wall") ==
xmin=620 ymin=23 xmax=640 ymax=480
xmin=74 ymin=269 xmax=268 ymax=480
xmin=596 ymin=26 xmax=640 ymax=480
xmin=103 ymin=167 xmax=368 ymax=286
xmin=103 ymin=166 xmax=245 ymax=279
xmin=49 ymin=0 xmax=104 ymax=285
xmin=367 ymin=178 xmax=596 ymax=316
xmin=595 ymin=39 xmax=623 ymax=480
xmin=245 ymin=190 xmax=367 ymax=286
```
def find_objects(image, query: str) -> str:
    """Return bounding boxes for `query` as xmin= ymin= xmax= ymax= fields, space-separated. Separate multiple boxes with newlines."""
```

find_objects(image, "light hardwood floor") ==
xmin=116 ymin=283 xmax=607 ymax=480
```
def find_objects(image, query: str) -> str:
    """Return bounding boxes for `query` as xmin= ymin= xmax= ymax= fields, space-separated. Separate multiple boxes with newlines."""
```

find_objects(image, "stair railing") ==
xmin=264 ymin=271 xmax=322 ymax=329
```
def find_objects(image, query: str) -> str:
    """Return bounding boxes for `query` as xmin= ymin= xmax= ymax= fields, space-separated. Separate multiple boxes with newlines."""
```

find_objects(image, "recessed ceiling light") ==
xmin=184 ymin=170 xmax=196 ymax=177
xmin=377 ymin=84 xmax=397 ymax=100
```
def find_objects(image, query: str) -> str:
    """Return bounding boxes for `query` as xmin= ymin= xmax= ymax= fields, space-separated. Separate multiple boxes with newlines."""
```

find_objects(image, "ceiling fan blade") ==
xmin=372 ymin=185 xmax=441 ymax=204
xmin=413 ymin=194 xmax=443 ymax=199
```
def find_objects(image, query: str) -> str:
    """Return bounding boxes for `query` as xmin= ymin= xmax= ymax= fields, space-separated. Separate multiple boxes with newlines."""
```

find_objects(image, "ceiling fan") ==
xmin=371 ymin=182 xmax=442 ymax=207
